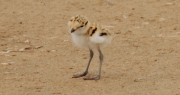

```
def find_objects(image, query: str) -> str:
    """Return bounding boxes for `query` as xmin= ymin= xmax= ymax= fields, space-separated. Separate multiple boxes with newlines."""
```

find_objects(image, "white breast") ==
xmin=71 ymin=33 xmax=89 ymax=48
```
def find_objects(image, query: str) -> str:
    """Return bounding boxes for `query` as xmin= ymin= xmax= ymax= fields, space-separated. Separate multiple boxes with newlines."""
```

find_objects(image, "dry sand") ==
xmin=0 ymin=0 xmax=180 ymax=95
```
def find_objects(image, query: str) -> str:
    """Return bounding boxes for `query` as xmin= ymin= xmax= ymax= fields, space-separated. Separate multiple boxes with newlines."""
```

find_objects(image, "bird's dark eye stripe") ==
xmin=100 ymin=32 xmax=107 ymax=36
xmin=90 ymin=28 xmax=97 ymax=36
xmin=92 ymin=29 xmax=96 ymax=34
xmin=85 ymin=21 xmax=88 ymax=25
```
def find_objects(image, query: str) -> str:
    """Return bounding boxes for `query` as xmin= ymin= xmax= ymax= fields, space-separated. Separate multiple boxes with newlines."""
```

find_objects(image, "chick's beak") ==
xmin=71 ymin=28 xmax=75 ymax=33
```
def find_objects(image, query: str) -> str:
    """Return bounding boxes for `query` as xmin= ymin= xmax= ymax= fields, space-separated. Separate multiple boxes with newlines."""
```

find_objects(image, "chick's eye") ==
xmin=80 ymin=25 xmax=84 ymax=27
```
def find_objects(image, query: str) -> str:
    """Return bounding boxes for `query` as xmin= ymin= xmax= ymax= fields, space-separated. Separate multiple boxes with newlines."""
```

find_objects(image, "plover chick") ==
xmin=68 ymin=15 xmax=112 ymax=80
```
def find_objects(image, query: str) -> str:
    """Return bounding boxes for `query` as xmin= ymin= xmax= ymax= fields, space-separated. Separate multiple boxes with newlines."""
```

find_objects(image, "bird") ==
xmin=68 ymin=15 xmax=112 ymax=80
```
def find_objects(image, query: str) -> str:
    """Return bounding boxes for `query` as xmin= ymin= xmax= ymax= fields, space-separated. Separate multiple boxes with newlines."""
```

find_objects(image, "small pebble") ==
xmin=159 ymin=18 xmax=166 ymax=21
xmin=0 ymin=50 xmax=10 ymax=54
xmin=24 ymin=40 xmax=30 ymax=44
xmin=1 ymin=62 xmax=15 ymax=66
xmin=166 ymin=2 xmax=173 ymax=5
xmin=143 ymin=22 xmax=149 ymax=25
xmin=122 ymin=15 xmax=127 ymax=18
xmin=51 ymin=50 xmax=56 ymax=52
xmin=19 ymin=48 xmax=25 ymax=52
xmin=63 ymin=40 xmax=68 ymax=42
xmin=1 ymin=63 xmax=10 ymax=66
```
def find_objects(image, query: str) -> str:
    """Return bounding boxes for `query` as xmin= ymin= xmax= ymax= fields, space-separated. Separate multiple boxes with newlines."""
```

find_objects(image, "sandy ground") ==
xmin=0 ymin=0 xmax=180 ymax=95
